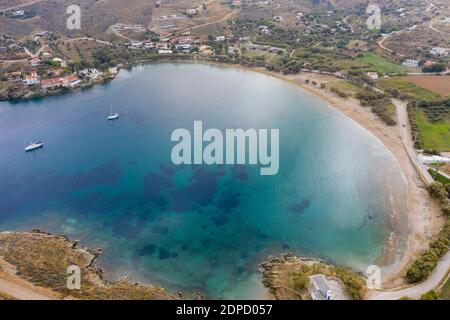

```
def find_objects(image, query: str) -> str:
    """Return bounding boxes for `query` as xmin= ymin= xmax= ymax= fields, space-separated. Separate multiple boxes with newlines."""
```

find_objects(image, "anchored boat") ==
xmin=107 ymin=105 xmax=119 ymax=121
xmin=25 ymin=141 xmax=44 ymax=152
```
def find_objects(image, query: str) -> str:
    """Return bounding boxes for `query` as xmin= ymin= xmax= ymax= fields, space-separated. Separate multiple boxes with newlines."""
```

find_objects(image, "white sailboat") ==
xmin=25 ymin=141 xmax=44 ymax=152
xmin=107 ymin=104 xmax=119 ymax=120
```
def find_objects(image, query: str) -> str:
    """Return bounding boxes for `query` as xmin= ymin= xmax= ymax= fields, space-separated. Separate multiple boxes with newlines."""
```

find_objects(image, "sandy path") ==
xmin=0 ymin=277 xmax=55 ymax=300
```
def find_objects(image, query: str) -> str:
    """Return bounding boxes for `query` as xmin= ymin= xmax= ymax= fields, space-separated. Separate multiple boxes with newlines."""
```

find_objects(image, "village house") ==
xmin=12 ymin=10 xmax=25 ymax=17
xmin=186 ymin=9 xmax=197 ymax=17
xmin=231 ymin=0 xmax=241 ymax=7
xmin=41 ymin=75 xmax=80 ymax=89
xmin=259 ymin=25 xmax=271 ymax=35
xmin=65 ymin=75 xmax=82 ymax=88
xmin=199 ymin=45 xmax=213 ymax=55
xmin=52 ymin=57 xmax=67 ymax=67
xmin=158 ymin=49 xmax=173 ymax=54
xmin=402 ymin=59 xmax=419 ymax=68
xmin=40 ymin=78 xmax=64 ymax=89
xmin=176 ymin=44 xmax=191 ymax=52
xmin=367 ymin=72 xmax=379 ymax=80
xmin=52 ymin=68 xmax=64 ymax=76
xmin=215 ymin=36 xmax=226 ymax=43
xmin=22 ymin=71 xmax=40 ymax=86
xmin=143 ymin=42 xmax=155 ymax=50
xmin=178 ymin=36 xmax=192 ymax=45
xmin=7 ymin=71 xmax=22 ymax=82
xmin=430 ymin=47 xmax=448 ymax=57
xmin=129 ymin=41 xmax=143 ymax=49
xmin=79 ymin=68 xmax=101 ymax=80
xmin=30 ymin=57 xmax=41 ymax=67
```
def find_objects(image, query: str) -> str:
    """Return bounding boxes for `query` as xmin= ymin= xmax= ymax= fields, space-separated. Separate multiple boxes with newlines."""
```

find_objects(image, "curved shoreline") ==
xmin=234 ymin=64 xmax=443 ymax=285
xmin=0 ymin=59 xmax=443 ymax=290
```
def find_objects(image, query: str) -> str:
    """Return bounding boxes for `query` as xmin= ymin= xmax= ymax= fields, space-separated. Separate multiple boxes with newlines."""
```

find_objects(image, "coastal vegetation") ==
xmin=405 ymin=182 xmax=450 ymax=284
xmin=261 ymin=254 xmax=366 ymax=300
xmin=408 ymin=98 xmax=450 ymax=151
xmin=356 ymin=90 xmax=397 ymax=126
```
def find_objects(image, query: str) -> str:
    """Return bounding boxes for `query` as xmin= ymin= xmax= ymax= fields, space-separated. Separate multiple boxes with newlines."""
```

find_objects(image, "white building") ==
xmin=402 ymin=59 xmax=419 ymax=68
xmin=430 ymin=47 xmax=448 ymax=57
xmin=367 ymin=72 xmax=379 ymax=80
xmin=215 ymin=36 xmax=226 ymax=42
xmin=158 ymin=49 xmax=173 ymax=54
xmin=259 ymin=25 xmax=271 ymax=35
xmin=418 ymin=154 xmax=450 ymax=165
xmin=129 ymin=41 xmax=143 ymax=49
xmin=79 ymin=68 xmax=102 ymax=80
xmin=23 ymin=71 xmax=40 ymax=86
xmin=186 ymin=9 xmax=197 ymax=16
xmin=12 ymin=10 xmax=25 ymax=17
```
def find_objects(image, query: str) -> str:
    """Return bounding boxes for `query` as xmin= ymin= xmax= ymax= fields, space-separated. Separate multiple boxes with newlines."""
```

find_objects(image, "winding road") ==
xmin=367 ymin=251 xmax=450 ymax=299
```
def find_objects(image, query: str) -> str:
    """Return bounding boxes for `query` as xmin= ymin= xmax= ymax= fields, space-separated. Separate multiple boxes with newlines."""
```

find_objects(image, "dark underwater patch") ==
xmin=143 ymin=172 xmax=173 ymax=207
xmin=233 ymin=165 xmax=250 ymax=181
xmin=212 ymin=216 xmax=229 ymax=226
xmin=158 ymin=247 xmax=171 ymax=260
xmin=217 ymin=190 xmax=241 ymax=212
xmin=137 ymin=244 xmax=156 ymax=256
xmin=152 ymin=225 xmax=169 ymax=235
xmin=67 ymin=160 xmax=122 ymax=189
xmin=289 ymin=199 xmax=311 ymax=214
xmin=159 ymin=164 xmax=176 ymax=176
xmin=111 ymin=212 xmax=145 ymax=239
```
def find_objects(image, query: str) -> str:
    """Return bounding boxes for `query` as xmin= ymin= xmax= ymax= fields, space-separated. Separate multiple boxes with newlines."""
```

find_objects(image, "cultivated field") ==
xmin=404 ymin=76 xmax=450 ymax=97
xmin=377 ymin=77 xmax=441 ymax=101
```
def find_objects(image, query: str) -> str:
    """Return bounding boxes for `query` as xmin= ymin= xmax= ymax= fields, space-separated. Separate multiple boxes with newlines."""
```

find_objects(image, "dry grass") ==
xmin=0 ymin=231 xmax=176 ymax=300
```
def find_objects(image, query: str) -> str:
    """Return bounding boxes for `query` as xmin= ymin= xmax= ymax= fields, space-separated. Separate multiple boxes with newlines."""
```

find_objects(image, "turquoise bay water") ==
xmin=0 ymin=63 xmax=409 ymax=298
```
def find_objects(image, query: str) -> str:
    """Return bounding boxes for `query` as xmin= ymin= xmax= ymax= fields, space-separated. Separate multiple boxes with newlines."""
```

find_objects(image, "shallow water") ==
xmin=0 ymin=63 xmax=409 ymax=298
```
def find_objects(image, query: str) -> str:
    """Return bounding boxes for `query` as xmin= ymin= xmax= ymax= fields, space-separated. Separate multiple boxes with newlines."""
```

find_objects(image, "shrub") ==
xmin=421 ymin=290 xmax=438 ymax=300
xmin=333 ymin=267 xmax=366 ymax=299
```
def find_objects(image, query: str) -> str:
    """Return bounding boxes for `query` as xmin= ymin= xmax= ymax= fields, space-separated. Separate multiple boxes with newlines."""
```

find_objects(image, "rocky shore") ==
xmin=0 ymin=230 xmax=177 ymax=300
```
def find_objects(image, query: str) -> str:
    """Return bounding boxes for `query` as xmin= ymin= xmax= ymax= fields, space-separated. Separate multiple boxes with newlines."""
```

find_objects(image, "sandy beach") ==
xmin=241 ymin=66 xmax=445 ymax=286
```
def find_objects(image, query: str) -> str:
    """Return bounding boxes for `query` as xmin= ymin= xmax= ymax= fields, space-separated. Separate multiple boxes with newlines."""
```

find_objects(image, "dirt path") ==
xmin=0 ymin=277 xmax=55 ymax=300
xmin=183 ymin=9 xmax=239 ymax=32
xmin=0 ymin=0 xmax=45 ymax=13
xmin=393 ymin=98 xmax=433 ymax=184
xmin=367 ymin=251 xmax=450 ymax=299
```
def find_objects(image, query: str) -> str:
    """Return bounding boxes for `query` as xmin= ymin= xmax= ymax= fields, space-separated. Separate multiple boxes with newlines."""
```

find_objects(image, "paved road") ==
xmin=392 ymin=98 xmax=434 ymax=184
xmin=365 ymin=98 xmax=449 ymax=300
xmin=0 ymin=278 xmax=55 ymax=300
xmin=367 ymin=251 xmax=450 ymax=299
